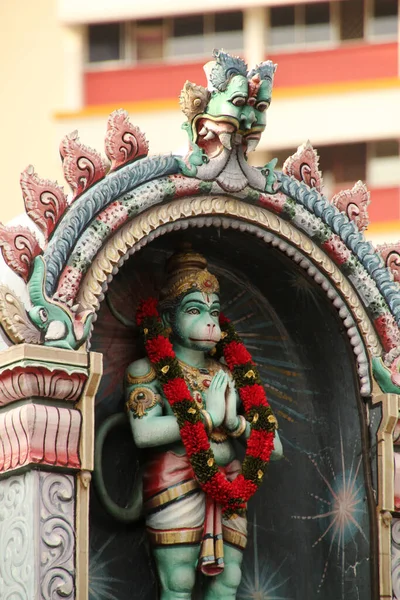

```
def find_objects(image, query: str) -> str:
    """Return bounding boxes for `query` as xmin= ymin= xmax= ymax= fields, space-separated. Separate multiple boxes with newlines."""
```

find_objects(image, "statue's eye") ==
xmin=256 ymin=101 xmax=270 ymax=112
xmin=187 ymin=308 xmax=200 ymax=315
xmin=211 ymin=310 xmax=220 ymax=318
xmin=231 ymin=96 xmax=246 ymax=107
xmin=38 ymin=308 xmax=48 ymax=323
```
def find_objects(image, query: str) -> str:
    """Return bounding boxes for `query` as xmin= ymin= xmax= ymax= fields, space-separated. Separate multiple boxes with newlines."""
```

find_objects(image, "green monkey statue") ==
xmin=95 ymin=248 xmax=283 ymax=599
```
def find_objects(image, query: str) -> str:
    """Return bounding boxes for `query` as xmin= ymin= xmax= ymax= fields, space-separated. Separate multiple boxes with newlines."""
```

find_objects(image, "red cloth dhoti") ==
xmin=143 ymin=451 xmax=247 ymax=576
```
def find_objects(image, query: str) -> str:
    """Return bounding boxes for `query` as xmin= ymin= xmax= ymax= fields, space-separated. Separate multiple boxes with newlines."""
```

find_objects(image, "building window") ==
xmin=304 ymin=2 xmax=331 ymax=43
xmin=270 ymin=3 xmax=333 ymax=49
xmin=369 ymin=0 xmax=398 ymax=38
xmin=214 ymin=11 xmax=243 ymax=53
xmin=339 ymin=0 xmax=364 ymax=41
xmin=315 ymin=143 xmax=367 ymax=195
xmin=88 ymin=23 xmax=122 ymax=63
xmin=167 ymin=14 xmax=205 ymax=58
xmin=87 ymin=11 xmax=244 ymax=66
xmin=368 ymin=140 xmax=400 ymax=187
xmin=270 ymin=6 xmax=296 ymax=47
xmin=135 ymin=19 xmax=165 ymax=62
xmin=167 ymin=12 xmax=243 ymax=60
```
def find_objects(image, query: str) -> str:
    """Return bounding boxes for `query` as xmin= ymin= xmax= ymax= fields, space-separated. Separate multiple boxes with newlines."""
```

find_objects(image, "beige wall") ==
xmin=0 ymin=0 xmax=67 ymax=222
xmin=58 ymin=0 xmax=323 ymax=24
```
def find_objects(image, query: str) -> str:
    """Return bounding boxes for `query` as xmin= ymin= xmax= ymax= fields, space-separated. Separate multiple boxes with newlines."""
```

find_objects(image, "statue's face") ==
xmin=171 ymin=291 xmax=221 ymax=352
xmin=206 ymin=76 xmax=271 ymax=131
xmin=193 ymin=75 xmax=272 ymax=156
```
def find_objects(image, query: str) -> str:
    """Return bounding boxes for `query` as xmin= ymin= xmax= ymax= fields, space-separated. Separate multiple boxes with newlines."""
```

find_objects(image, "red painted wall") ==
xmin=84 ymin=42 xmax=397 ymax=106
xmin=369 ymin=186 xmax=400 ymax=223
xmin=270 ymin=42 xmax=397 ymax=88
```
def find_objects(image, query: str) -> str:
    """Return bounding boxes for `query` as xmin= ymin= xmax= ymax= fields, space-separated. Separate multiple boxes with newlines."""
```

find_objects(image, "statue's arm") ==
xmin=125 ymin=359 xmax=181 ymax=448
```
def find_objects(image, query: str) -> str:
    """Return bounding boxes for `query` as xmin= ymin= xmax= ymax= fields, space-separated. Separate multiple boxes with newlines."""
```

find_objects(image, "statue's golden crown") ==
xmin=160 ymin=246 xmax=219 ymax=301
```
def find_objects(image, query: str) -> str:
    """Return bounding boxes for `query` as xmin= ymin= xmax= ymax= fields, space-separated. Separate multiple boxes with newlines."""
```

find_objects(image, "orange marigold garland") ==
xmin=136 ymin=298 xmax=278 ymax=517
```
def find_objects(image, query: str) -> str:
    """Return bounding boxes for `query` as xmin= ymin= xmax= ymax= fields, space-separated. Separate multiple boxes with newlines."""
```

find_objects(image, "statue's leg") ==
xmin=153 ymin=544 xmax=200 ymax=600
xmin=203 ymin=545 xmax=244 ymax=600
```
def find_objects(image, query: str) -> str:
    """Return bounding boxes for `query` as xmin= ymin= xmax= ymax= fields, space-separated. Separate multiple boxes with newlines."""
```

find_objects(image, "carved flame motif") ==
xmin=105 ymin=109 xmax=149 ymax=172
xmin=60 ymin=130 xmax=109 ymax=201
xmin=331 ymin=180 xmax=370 ymax=232
xmin=0 ymin=225 xmax=42 ymax=282
xmin=283 ymin=140 xmax=323 ymax=192
xmin=20 ymin=165 xmax=67 ymax=241
xmin=376 ymin=242 xmax=400 ymax=284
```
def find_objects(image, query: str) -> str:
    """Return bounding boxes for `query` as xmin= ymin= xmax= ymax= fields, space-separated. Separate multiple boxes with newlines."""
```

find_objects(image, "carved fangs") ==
xmin=219 ymin=133 xmax=232 ymax=150
xmin=246 ymin=138 xmax=260 ymax=153
xmin=197 ymin=121 xmax=235 ymax=156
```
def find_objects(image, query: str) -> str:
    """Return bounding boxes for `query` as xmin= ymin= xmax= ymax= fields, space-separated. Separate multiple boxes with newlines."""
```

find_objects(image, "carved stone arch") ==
xmin=75 ymin=195 xmax=380 ymax=398
xmin=86 ymin=195 xmax=381 ymax=599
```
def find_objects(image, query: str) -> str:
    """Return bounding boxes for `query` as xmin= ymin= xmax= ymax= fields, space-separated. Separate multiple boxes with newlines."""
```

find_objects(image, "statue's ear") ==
xmin=161 ymin=311 xmax=172 ymax=329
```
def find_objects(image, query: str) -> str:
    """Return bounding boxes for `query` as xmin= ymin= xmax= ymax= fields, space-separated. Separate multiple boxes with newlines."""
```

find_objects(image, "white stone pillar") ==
xmin=243 ymin=6 xmax=267 ymax=67
xmin=62 ymin=25 xmax=85 ymax=112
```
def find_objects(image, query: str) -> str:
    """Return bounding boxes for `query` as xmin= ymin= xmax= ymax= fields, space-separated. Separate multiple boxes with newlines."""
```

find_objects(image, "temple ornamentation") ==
xmin=0 ymin=49 xmax=398 ymax=599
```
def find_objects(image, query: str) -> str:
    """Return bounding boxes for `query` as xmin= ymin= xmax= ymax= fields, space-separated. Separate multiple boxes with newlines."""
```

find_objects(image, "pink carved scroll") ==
xmin=105 ymin=109 xmax=149 ymax=171
xmin=283 ymin=140 xmax=323 ymax=192
xmin=60 ymin=130 xmax=108 ymax=201
xmin=0 ymin=224 xmax=42 ymax=282
xmin=20 ymin=165 xmax=67 ymax=241
xmin=331 ymin=181 xmax=370 ymax=232
xmin=376 ymin=242 xmax=400 ymax=284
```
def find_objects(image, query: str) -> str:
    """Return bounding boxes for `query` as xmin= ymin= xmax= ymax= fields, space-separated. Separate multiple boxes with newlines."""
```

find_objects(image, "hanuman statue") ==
xmin=122 ymin=247 xmax=282 ymax=599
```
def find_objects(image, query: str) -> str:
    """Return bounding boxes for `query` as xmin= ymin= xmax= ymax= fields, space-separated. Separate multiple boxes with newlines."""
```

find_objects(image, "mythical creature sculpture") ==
xmin=95 ymin=247 xmax=282 ymax=599
xmin=0 ymin=256 xmax=92 ymax=350
xmin=178 ymin=49 xmax=279 ymax=194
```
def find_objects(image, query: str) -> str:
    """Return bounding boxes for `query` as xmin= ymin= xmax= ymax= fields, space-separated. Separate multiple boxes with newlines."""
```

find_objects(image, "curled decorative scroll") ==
xmin=39 ymin=473 xmax=75 ymax=599
xmin=20 ymin=165 xmax=67 ymax=241
xmin=283 ymin=140 xmax=323 ymax=192
xmin=60 ymin=130 xmax=109 ymax=201
xmin=331 ymin=180 xmax=370 ymax=232
xmin=376 ymin=242 xmax=400 ymax=284
xmin=0 ymin=474 xmax=33 ymax=598
xmin=105 ymin=109 xmax=149 ymax=172
xmin=0 ymin=286 xmax=40 ymax=344
xmin=179 ymin=81 xmax=210 ymax=121
xmin=0 ymin=224 xmax=42 ymax=282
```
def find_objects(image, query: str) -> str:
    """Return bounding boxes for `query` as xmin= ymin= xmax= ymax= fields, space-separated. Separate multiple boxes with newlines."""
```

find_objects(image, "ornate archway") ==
xmin=0 ymin=51 xmax=398 ymax=599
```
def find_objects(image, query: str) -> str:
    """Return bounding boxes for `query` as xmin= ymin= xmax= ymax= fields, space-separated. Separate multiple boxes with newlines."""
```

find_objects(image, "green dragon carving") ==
xmin=0 ymin=256 xmax=93 ymax=350
xmin=28 ymin=256 xmax=93 ymax=350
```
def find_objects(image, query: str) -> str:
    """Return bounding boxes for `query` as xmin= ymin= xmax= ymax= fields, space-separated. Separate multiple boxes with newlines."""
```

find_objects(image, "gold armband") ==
xmin=227 ymin=415 xmax=247 ymax=438
xmin=126 ymin=365 xmax=156 ymax=386
xmin=126 ymin=387 xmax=161 ymax=418
xmin=200 ymin=410 xmax=213 ymax=436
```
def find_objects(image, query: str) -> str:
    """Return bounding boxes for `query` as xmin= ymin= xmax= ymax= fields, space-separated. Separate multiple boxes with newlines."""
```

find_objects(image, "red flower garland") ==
xmin=136 ymin=298 xmax=278 ymax=517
